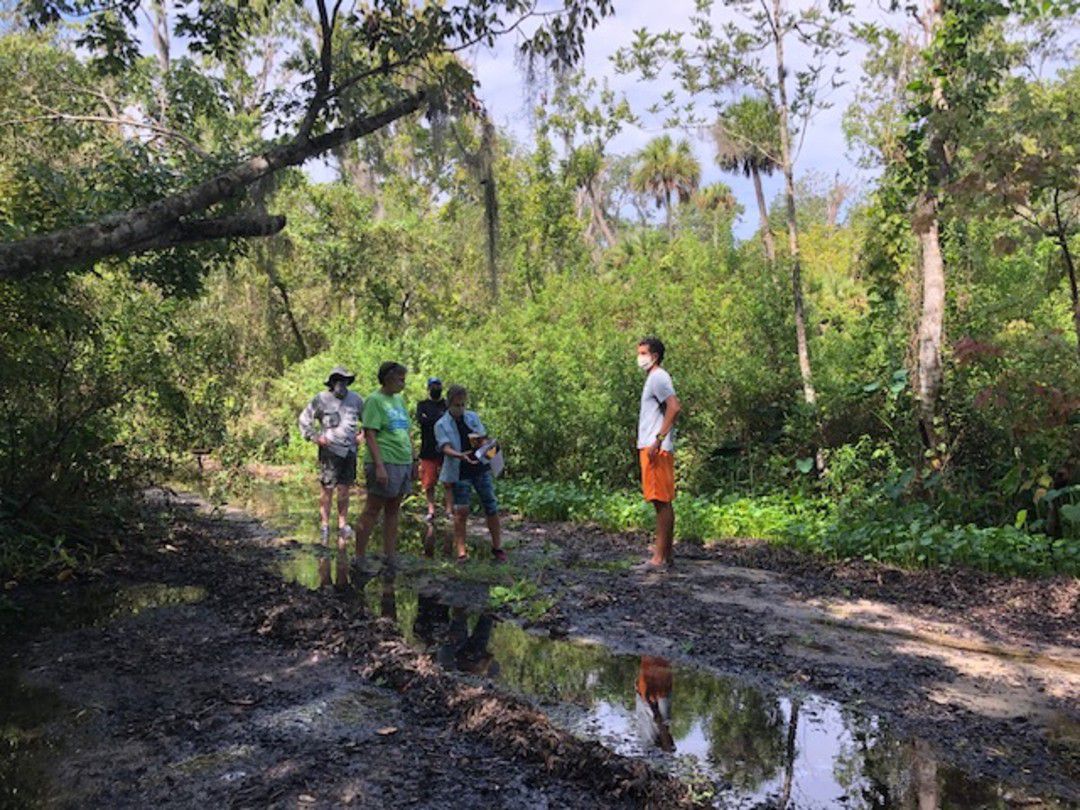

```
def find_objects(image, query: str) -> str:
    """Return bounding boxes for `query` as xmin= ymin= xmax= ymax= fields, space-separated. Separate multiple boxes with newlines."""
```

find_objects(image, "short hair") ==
xmin=377 ymin=361 xmax=408 ymax=384
xmin=446 ymin=384 xmax=468 ymax=404
xmin=638 ymin=336 xmax=665 ymax=364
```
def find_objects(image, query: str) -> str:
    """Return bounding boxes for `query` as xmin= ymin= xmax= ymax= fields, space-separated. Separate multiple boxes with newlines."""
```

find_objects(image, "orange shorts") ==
xmin=419 ymin=458 xmax=442 ymax=490
xmin=639 ymin=449 xmax=675 ymax=503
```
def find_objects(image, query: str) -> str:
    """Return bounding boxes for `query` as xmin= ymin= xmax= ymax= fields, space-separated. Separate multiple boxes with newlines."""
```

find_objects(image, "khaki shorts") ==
xmin=364 ymin=462 xmax=413 ymax=499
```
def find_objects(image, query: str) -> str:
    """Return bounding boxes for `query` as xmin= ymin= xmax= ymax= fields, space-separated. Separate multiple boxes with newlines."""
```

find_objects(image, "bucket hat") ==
xmin=324 ymin=366 xmax=356 ymax=388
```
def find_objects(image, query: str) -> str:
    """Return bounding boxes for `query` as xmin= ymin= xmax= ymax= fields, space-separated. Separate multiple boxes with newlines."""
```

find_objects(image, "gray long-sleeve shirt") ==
xmin=298 ymin=390 xmax=364 ymax=457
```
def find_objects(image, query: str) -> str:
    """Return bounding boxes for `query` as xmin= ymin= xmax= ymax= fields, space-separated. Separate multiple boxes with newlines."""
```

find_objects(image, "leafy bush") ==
xmin=499 ymin=478 xmax=1077 ymax=576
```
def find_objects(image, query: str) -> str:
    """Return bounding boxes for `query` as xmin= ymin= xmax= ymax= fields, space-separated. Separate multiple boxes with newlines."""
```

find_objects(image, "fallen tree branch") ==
xmin=0 ymin=89 xmax=431 ymax=279
xmin=119 ymin=213 xmax=287 ymax=257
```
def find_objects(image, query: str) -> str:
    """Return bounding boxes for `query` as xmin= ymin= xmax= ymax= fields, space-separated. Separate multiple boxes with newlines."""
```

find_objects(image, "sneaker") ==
xmin=338 ymin=525 xmax=355 ymax=543
xmin=319 ymin=525 xmax=330 ymax=544
xmin=456 ymin=554 xmax=470 ymax=566
xmin=492 ymin=548 xmax=508 ymax=563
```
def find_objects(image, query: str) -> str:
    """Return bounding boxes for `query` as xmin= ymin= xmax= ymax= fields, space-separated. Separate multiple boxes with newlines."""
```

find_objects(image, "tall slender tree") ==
xmin=616 ymin=0 xmax=850 ymax=410
xmin=712 ymin=97 xmax=781 ymax=264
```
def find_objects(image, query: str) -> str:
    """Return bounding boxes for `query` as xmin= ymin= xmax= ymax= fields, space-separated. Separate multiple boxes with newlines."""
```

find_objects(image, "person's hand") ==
xmin=375 ymin=463 xmax=389 ymax=487
xmin=462 ymin=451 xmax=479 ymax=465
xmin=648 ymin=438 xmax=662 ymax=460
xmin=316 ymin=434 xmax=329 ymax=447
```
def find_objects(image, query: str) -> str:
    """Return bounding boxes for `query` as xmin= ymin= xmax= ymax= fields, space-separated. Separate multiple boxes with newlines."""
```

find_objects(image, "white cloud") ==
xmin=469 ymin=0 xmax=880 ymax=238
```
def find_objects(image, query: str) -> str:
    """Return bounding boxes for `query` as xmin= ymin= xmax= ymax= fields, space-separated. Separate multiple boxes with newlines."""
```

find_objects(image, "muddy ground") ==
xmin=2 ymin=488 xmax=1078 ymax=808
xmin=495 ymin=520 xmax=1079 ymax=800
xmin=0 ymin=495 xmax=691 ymax=809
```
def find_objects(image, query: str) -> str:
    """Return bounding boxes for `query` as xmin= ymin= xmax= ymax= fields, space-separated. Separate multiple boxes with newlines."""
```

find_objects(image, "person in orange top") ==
xmin=636 ymin=336 xmax=681 ymax=570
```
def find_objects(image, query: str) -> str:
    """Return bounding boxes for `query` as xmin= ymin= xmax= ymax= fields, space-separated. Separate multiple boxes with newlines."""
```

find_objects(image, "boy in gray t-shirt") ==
xmin=635 ymin=337 xmax=681 ymax=569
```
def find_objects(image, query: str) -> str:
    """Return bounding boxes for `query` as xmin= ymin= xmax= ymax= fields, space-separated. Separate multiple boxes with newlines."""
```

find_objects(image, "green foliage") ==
xmin=499 ymin=477 xmax=1079 ymax=576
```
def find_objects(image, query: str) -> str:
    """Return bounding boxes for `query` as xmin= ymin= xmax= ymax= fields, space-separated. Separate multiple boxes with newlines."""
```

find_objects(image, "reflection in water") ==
xmin=203 ymin=474 xmax=1073 ymax=809
xmin=379 ymin=573 xmax=397 ymax=621
xmin=437 ymin=608 xmax=500 ymax=677
xmin=635 ymin=656 xmax=674 ymax=752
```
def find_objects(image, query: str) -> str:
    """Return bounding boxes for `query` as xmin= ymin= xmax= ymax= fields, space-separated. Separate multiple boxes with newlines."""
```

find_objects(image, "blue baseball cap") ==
xmin=427 ymin=377 xmax=442 ymax=387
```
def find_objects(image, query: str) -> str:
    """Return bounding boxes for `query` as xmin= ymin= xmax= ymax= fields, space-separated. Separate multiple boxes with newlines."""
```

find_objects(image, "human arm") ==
xmin=298 ymin=396 xmax=329 ymax=447
xmin=365 ymin=429 xmax=389 ymax=486
xmin=440 ymin=442 xmax=479 ymax=464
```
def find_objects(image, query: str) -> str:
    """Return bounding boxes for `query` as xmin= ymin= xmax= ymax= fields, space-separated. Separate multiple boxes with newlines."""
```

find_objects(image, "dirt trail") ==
xmin=0 ymin=495 xmax=693 ymax=809
xmin=495 ymin=520 xmax=1079 ymax=802
xmin=3 ymin=492 xmax=1077 ymax=807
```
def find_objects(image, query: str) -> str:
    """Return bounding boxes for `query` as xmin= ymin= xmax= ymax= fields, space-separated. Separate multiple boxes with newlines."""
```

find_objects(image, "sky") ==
xmin=460 ymin=0 xmax=882 ymax=239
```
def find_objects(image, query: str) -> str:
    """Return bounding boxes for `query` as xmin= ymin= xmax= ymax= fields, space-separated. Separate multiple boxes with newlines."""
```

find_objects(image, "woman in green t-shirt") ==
xmin=354 ymin=361 xmax=416 ymax=570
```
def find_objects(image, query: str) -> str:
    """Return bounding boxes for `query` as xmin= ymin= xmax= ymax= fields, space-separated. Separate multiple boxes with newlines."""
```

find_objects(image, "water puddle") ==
xmin=0 ymin=662 xmax=65 ymax=806
xmin=192 ymin=479 xmax=1073 ymax=807
xmin=279 ymin=542 xmax=1066 ymax=808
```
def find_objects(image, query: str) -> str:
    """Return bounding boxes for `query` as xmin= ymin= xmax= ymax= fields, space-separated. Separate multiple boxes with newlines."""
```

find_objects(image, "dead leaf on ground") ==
xmin=376 ymin=726 xmax=399 ymax=736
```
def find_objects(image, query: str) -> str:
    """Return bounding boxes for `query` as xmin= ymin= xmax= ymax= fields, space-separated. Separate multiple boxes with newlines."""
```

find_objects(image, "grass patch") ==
xmin=500 ymin=479 xmax=1079 ymax=577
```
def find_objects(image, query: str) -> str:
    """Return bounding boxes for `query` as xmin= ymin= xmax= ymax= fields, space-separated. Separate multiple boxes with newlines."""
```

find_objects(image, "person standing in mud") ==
xmin=636 ymin=337 xmax=681 ymax=569
xmin=354 ymin=361 xmax=415 ymax=570
xmin=298 ymin=366 xmax=363 ymax=545
xmin=416 ymin=377 xmax=452 ymax=525
xmin=435 ymin=385 xmax=507 ymax=563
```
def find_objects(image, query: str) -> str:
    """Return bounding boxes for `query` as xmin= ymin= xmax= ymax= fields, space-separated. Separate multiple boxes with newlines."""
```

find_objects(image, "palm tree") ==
xmin=712 ymin=97 xmax=781 ymax=264
xmin=630 ymin=135 xmax=701 ymax=237
xmin=693 ymin=182 xmax=738 ymax=249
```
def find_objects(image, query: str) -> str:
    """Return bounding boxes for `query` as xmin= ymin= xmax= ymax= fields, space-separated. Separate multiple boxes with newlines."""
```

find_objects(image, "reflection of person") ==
xmin=635 ymin=655 xmax=675 ymax=752
xmin=355 ymin=362 xmax=415 ymax=570
xmin=436 ymin=607 xmax=500 ymax=677
xmin=378 ymin=571 xmax=397 ymax=620
xmin=413 ymin=591 xmax=450 ymax=647
xmin=297 ymin=366 xmax=363 ymax=545
xmin=416 ymin=377 xmax=453 ymax=528
xmin=635 ymin=337 xmax=681 ymax=570
xmin=435 ymin=385 xmax=506 ymax=564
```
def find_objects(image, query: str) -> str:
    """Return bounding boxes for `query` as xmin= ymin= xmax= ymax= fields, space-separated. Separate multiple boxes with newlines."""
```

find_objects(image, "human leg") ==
xmin=653 ymin=500 xmax=674 ymax=565
xmin=319 ymin=486 xmax=332 ymax=534
xmin=356 ymin=493 xmax=385 ymax=558
xmin=420 ymin=459 xmax=440 ymax=519
xmin=335 ymin=484 xmax=351 ymax=532
xmin=381 ymin=496 xmax=403 ymax=563
xmin=640 ymin=449 xmax=676 ymax=565
xmin=451 ymin=481 xmax=471 ymax=559
xmin=475 ymin=472 xmax=502 ymax=554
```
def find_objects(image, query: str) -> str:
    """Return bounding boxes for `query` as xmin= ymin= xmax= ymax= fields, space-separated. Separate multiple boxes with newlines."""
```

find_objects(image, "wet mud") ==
xmin=0 ymin=494 xmax=691 ymax=809
xmin=2 ymin=481 xmax=1077 ymax=807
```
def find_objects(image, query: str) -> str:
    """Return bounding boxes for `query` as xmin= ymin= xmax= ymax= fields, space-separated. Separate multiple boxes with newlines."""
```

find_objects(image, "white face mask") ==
xmin=637 ymin=354 xmax=655 ymax=371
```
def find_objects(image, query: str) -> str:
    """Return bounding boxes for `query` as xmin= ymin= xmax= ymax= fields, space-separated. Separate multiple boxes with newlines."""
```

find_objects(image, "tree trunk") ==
xmin=915 ymin=192 xmax=945 ymax=448
xmin=779 ymin=698 xmax=801 ymax=808
xmin=587 ymin=182 xmax=616 ymax=246
xmin=150 ymin=0 xmax=170 ymax=121
xmin=772 ymin=0 xmax=816 ymax=406
xmin=0 ymin=90 xmax=429 ymax=277
xmin=914 ymin=2 xmax=949 ymax=457
xmin=664 ymin=190 xmax=673 ymax=237
xmin=751 ymin=165 xmax=777 ymax=264
xmin=479 ymin=116 xmax=499 ymax=302
xmin=1052 ymin=191 xmax=1080 ymax=361
xmin=266 ymin=262 xmax=308 ymax=359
